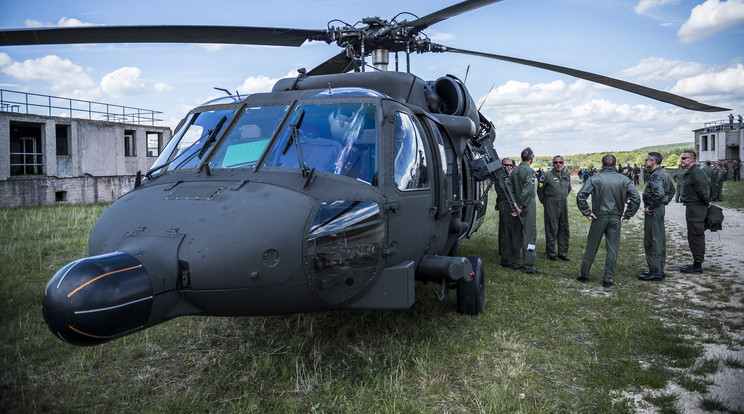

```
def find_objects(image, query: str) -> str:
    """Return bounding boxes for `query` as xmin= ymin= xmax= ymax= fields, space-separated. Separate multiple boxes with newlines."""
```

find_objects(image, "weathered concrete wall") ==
xmin=0 ymin=175 xmax=137 ymax=207
xmin=1 ymin=111 xmax=171 ymax=207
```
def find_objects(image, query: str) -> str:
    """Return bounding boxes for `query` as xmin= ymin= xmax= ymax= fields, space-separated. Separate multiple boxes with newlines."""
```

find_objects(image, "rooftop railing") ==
xmin=0 ymin=89 xmax=163 ymax=126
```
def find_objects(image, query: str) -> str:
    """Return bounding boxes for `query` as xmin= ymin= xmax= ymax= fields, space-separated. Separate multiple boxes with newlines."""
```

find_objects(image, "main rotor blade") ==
xmin=407 ymin=0 xmax=504 ymax=34
xmin=0 ymin=26 xmax=329 ymax=47
xmin=444 ymin=46 xmax=730 ymax=112
xmin=307 ymin=52 xmax=357 ymax=76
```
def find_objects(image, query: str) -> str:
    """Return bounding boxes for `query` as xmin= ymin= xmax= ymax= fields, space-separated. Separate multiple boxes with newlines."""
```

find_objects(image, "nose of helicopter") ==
xmin=42 ymin=252 xmax=153 ymax=346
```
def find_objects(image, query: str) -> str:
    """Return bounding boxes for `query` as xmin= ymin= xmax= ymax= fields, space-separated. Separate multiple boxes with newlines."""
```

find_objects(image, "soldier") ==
xmin=576 ymin=154 xmax=640 ymax=288
xmin=702 ymin=161 xmax=715 ymax=198
xmin=734 ymin=159 xmax=741 ymax=181
xmin=679 ymin=150 xmax=710 ymax=274
xmin=712 ymin=162 xmax=725 ymax=201
xmin=673 ymin=163 xmax=686 ymax=203
xmin=639 ymin=152 xmax=675 ymax=281
xmin=633 ymin=163 xmax=641 ymax=185
xmin=509 ymin=147 xmax=541 ymax=274
xmin=537 ymin=155 xmax=571 ymax=261
xmin=496 ymin=158 xmax=516 ymax=267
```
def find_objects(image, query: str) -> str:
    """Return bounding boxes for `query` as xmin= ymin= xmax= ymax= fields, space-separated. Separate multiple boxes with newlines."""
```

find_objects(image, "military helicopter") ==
xmin=1 ymin=0 xmax=729 ymax=346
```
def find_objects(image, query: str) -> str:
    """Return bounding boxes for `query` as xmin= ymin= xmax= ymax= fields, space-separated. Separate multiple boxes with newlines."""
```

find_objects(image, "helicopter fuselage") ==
xmin=42 ymin=71 xmax=491 ymax=345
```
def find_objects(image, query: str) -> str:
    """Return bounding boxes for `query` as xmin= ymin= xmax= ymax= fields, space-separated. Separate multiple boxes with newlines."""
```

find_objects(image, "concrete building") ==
xmin=693 ymin=116 xmax=742 ymax=179
xmin=1 ymin=90 xmax=172 ymax=207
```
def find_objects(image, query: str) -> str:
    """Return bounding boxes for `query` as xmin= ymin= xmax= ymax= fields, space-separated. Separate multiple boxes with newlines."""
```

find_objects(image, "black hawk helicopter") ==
xmin=1 ymin=0 xmax=729 ymax=346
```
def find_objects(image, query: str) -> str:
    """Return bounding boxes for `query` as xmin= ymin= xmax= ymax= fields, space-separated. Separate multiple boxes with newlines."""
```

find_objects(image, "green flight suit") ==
xmin=681 ymin=164 xmax=710 ymax=263
xmin=642 ymin=167 xmax=675 ymax=275
xmin=702 ymin=165 xmax=715 ymax=201
xmin=673 ymin=167 xmax=686 ymax=203
xmin=576 ymin=166 xmax=640 ymax=282
xmin=509 ymin=161 xmax=537 ymax=270
xmin=537 ymin=168 xmax=571 ymax=259
xmin=712 ymin=168 xmax=725 ymax=201
xmin=496 ymin=175 xmax=515 ymax=267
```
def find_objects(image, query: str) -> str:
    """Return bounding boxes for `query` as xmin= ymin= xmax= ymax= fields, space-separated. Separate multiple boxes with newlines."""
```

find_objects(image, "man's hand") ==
xmin=621 ymin=217 xmax=629 ymax=223
xmin=644 ymin=207 xmax=653 ymax=215
xmin=586 ymin=213 xmax=597 ymax=221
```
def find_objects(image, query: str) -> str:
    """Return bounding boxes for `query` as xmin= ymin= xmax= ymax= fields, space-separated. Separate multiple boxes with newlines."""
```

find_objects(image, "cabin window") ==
xmin=393 ymin=112 xmax=429 ymax=190
xmin=701 ymin=135 xmax=708 ymax=151
xmin=265 ymin=102 xmax=378 ymax=185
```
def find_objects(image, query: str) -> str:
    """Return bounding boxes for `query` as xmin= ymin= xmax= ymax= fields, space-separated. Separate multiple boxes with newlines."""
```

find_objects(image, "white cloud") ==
xmin=154 ymin=82 xmax=173 ymax=93
xmin=0 ymin=54 xmax=98 ymax=93
xmin=678 ymin=0 xmax=744 ymax=43
xmin=0 ymin=53 xmax=11 ymax=67
xmin=57 ymin=17 xmax=97 ymax=27
xmin=428 ymin=30 xmax=455 ymax=42
xmin=670 ymin=63 xmax=744 ymax=96
xmin=615 ymin=57 xmax=711 ymax=83
xmin=236 ymin=70 xmax=298 ymax=95
xmin=196 ymin=43 xmax=233 ymax=52
xmin=634 ymin=0 xmax=678 ymax=15
xmin=24 ymin=17 xmax=99 ymax=28
xmin=101 ymin=67 xmax=147 ymax=98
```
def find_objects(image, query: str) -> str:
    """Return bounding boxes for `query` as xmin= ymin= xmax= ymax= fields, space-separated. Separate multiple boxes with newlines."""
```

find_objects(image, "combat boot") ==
xmin=680 ymin=262 xmax=703 ymax=274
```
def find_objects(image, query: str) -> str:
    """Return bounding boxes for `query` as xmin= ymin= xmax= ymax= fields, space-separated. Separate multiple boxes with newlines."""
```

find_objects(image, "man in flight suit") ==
xmin=576 ymin=154 xmax=640 ymax=288
xmin=673 ymin=164 xmax=686 ymax=203
xmin=496 ymin=158 xmax=516 ymax=267
xmin=510 ymin=147 xmax=542 ymax=274
xmin=537 ymin=155 xmax=571 ymax=261
xmin=639 ymin=152 xmax=675 ymax=281
xmin=712 ymin=162 xmax=725 ymax=201
xmin=680 ymin=150 xmax=710 ymax=274
xmin=702 ymin=161 xmax=715 ymax=199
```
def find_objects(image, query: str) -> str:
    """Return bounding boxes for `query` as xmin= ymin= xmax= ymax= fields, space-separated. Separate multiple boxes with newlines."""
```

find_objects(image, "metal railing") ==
xmin=0 ymin=89 xmax=163 ymax=126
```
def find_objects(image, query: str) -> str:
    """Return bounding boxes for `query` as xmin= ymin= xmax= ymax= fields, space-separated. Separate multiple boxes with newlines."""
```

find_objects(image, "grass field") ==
xmin=0 ymin=179 xmax=740 ymax=413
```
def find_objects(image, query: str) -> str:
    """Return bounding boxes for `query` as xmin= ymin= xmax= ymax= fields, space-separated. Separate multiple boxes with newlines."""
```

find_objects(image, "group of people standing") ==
xmin=495 ymin=148 xmax=715 ymax=288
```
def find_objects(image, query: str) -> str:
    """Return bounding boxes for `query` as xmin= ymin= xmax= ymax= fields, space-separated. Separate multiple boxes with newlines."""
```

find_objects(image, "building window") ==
xmin=710 ymin=134 xmax=715 ymax=151
xmin=55 ymin=191 xmax=67 ymax=202
xmin=701 ymin=135 xmax=708 ymax=151
xmin=146 ymin=132 xmax=161 ymax=157
xmin=124 ymin=130 xmax=136 ymax=157
xmin=10 ymin=122 xmax=43 ymax=175
xmin=56 ymin=124 xmax=71 ymax=156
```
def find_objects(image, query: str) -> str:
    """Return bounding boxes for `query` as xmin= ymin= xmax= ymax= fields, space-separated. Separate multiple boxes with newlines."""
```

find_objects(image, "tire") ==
xmin=456 ymin=255 xmax=484 ymax=315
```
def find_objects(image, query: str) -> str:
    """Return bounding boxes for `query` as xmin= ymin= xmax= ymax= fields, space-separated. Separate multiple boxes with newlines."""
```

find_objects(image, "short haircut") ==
xmin=647 ymin=151 xmax=662 ymax=165
xmin=601 ymin=154 xmax=616 ymax=167
xmin=521 ymin=147 xmax=534 ymax=161
xmin=552 ymin=155 xmax=563 ymax=162
xmin=682 ymin=150 xmax=696 ymax=161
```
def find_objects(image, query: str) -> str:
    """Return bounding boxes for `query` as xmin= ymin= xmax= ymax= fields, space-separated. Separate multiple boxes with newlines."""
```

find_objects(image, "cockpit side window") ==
xmin=394 ymin=112 xmax=429 ymax=191
xmin=264 ymin=103 xmax=378 ymax=185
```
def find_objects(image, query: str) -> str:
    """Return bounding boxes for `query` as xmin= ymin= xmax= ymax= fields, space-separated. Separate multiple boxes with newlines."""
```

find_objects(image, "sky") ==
xmin=1 ymin=0 xmax=743 ymax=157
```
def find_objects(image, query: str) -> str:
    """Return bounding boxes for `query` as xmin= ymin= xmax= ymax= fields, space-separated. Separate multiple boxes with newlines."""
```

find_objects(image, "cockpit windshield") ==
xmin=150 ymin=108 xmax=235 ymax=174
xmin=264 ymin=103 xmax=377 ymax=185
xmin=209 ymin=105 xmax=289 ymax=169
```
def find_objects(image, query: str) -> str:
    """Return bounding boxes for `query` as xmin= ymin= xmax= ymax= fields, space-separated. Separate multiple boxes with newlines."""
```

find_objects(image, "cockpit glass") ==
xmin=264 ymin=103 xmax=377 ymax=185
xmin=151 ymin=108 xmax=235 ymax=173
xmin=209 ymin=105 xmax=289 ymax=169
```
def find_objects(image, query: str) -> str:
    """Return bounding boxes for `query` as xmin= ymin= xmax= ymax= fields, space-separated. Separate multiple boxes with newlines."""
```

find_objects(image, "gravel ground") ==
xmin=634 ymin=199 xmax=744 ymax=413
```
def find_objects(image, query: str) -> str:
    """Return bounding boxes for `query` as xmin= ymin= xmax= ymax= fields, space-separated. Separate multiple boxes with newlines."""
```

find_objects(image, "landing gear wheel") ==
xmin=456 ymin=255 xmax=484 ymax=315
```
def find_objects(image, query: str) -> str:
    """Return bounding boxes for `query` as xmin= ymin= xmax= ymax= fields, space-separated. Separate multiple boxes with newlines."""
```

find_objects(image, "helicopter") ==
xmin=1 ymin=0 xmax=729 ymax=346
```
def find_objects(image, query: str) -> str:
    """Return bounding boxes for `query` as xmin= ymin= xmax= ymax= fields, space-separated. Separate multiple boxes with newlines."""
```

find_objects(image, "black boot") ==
xmin=680 ymin=262 xmax=703 ymax=274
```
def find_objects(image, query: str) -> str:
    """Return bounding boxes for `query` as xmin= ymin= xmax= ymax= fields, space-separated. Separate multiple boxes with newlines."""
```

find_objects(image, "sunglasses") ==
xmin=681 ymin=156 xmax=690 ymax=160
xmin=553 ymin=161 xmax=563 ymax=164
xmin=502 ymin=164 xmax=513 ymax=167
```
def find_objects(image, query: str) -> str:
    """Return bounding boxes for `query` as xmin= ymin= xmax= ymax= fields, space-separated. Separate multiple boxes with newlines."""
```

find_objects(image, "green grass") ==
xmin=717 ymin=180 xmax=744 ymax=210
xmin=0 ymin=185 xmax=735 ymax=413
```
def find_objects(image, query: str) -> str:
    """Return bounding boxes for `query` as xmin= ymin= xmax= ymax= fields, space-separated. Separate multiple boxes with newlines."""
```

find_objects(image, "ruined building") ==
xmin=1 ymin=90 xmax=172 ymax=207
